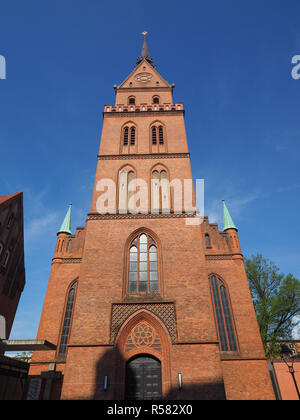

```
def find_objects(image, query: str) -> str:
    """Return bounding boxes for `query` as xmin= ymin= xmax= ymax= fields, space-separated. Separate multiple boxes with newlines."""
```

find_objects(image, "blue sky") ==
xmin=0 ymin=0 xmax=300 ymax=340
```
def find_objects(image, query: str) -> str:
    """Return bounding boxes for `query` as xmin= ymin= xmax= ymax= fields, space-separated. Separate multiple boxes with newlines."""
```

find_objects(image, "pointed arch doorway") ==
xmin=125 ymin=355 xmax=162 ymax=400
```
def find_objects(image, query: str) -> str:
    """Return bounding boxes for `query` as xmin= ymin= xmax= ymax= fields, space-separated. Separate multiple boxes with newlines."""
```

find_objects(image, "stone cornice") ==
xmin=87 ymin=212 xmax=197 ymax=221
xmin=103 ymin=110 xmax=184 ymax=118
xmin=98 ymin=152 xmax=190 ymax=160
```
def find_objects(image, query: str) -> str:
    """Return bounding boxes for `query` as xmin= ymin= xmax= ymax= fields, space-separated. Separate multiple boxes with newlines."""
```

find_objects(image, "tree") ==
xmin=245 ymin=254 xmax=300 ymax=357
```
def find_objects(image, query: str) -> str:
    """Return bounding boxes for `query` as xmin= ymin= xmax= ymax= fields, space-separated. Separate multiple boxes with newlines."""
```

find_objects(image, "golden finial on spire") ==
xmin=142 ymin=31 xmax=148 ymax=37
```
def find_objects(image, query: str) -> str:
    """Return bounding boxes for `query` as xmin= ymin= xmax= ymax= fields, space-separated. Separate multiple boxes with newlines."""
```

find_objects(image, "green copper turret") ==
xmin=57 ymin=204 xmax=72 ymax=235
xmin=222 ymin=200 xmax=238 ymax=232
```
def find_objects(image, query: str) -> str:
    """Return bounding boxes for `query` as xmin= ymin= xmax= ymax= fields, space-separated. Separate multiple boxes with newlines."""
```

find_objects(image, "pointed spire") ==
xmin=136 ymin=31 xmax=154 ymax=67
xmin=222 ymin=200 xmax=238 ymax=232
xmin=58 ymin=203 xmax=72 ymax=235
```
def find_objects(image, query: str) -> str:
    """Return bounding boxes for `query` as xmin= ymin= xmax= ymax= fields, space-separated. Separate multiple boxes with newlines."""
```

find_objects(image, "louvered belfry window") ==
xmin=123 ymin=127 xmax=129 ymax=145
xmin=158 ymin=126 xmax=164 ymax=144
xmin=152 ymin=127 xmax=157 ymax=145
xmin=130 ymin=127 xmax=136 ymax=145
xmin=210 ymin=275 xmax=237 ymax=352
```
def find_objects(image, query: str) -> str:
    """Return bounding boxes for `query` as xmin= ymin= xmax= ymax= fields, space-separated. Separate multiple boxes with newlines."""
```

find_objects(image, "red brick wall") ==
xmin=29 ymin=58 xmax=275 ymax=400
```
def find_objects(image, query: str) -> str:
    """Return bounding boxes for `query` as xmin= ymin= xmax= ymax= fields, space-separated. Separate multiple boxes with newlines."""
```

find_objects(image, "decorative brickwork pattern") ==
xmin=205 ymin=255 xmax=232 ymax=260
xmin=110 ymin=302 xmax=176 ymax=344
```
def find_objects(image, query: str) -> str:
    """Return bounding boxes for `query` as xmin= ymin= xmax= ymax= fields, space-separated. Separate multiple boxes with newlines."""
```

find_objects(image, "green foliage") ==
xmin=11 ymin=351 xmax=33 ymax=362
xmin=245 ymin=254 xmax=300 ymax=358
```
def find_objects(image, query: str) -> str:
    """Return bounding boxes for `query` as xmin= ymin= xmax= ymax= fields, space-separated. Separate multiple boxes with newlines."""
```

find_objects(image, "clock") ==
xmin=135 ymin=72 xmax=152 ymax=83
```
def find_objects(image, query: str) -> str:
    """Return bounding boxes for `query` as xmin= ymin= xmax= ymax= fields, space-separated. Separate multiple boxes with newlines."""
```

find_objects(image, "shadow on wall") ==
xmin=92 ymin=346 xmax=226 ymax=401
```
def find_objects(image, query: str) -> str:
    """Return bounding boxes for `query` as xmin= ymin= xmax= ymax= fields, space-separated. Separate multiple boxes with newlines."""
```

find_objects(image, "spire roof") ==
xmin=58 ymin=204 xmax=72 ymax=235
xmin=136 ymin=31 xmax=154 ymax=67
xmin=222 ymin=200 xmax=238 ymax=232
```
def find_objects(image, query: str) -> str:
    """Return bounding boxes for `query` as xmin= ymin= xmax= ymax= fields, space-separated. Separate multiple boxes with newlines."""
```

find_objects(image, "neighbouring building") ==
xmin=0 ymin=191 xmax=27 ymax=400
xmin=268 ymin=341 xmax=300 ymax=400
xmin=0 ymin=192 xmax=25 ymax=340
xmin=28 ymin=35 xmax=276 ymax=400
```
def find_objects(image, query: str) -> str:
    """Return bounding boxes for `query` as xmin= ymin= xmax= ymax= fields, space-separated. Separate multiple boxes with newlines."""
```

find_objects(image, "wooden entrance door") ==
xmin=125 ymin=355 xmax=162 ymax=400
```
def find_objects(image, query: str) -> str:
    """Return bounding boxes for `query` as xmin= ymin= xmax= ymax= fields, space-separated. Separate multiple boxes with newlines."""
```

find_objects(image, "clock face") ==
xmin=135 ymin=72 xmax=152 ymax=83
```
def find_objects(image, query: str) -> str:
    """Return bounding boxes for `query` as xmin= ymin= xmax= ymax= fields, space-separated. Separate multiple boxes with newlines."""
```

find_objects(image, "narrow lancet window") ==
xmin=130 ymin=127 xmax=136 ymax=145
xmin=123 ymin=127 xmax=129 ymax=145
xmin=210 ymin=275 xmax=237 ymax=352
xmin=59 ymin=282 xmax=77 ymax=356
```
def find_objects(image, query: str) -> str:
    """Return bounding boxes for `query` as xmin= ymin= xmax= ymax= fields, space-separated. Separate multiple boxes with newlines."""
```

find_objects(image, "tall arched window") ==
xmin=130 ymin=127 xmax=136 ymax=145
xmin=123 ymin=127 xmax=129 ymax=146
xmin=128 ymin=233 xmax=158 ymax=294
xmin=158 ymin=126 xmax=164 ymax=144
xmin=152 ymin=127 xmax=157 ymax=145
xmin=205 ymin=233 xmax=211 ymax=247
xmin=210 ymin=275 xmax=237 ymax=352
xmin=58 ymin=282 xmax=77 ymax=356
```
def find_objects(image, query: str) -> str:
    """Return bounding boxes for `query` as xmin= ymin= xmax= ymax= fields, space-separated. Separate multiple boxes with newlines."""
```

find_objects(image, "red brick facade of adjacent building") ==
xmin=28 ymin=41 xmax=276 ymax=400
xmin=0 ymin=192 xmax=26 ymax=339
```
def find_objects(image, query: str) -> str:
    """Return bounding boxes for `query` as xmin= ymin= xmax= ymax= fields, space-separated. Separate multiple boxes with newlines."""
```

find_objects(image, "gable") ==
xmin=117 ymin=59 xmax=171 ymax=90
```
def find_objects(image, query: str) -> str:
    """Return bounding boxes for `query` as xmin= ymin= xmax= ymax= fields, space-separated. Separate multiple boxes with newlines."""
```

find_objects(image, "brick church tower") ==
xmin=29 ymin=35 xmax=275 ymax=400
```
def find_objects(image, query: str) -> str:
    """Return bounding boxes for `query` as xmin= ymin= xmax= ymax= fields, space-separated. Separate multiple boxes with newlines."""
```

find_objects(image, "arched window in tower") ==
xmin=152 ymin=127 xmax=157 ymax=145
xmin=209 ymin=275 xmax=237 ymax=352
xmin=205 ymin=233 xmax=211 ymax=247
xmin=121 ymin=123 xmax=137 ymax=153
xmin=123 ymin=126 xmax=129 ymax=146
xmin=158 ymin=126 xmax=164 ymax=144
xmin=58 ymin=282 xmax=77 ymax=356
xmin=150 ymin=122 xmax=166 ymax=153
xmin=130 ymin=127 xmax=136 ymax=145
xmin=128 ymin=233 xmax=159 ymax=294
xmin=153 ymin=96 xmax=160 ymax=104
xmin=128 ymin=96 xmax=135 ymax=105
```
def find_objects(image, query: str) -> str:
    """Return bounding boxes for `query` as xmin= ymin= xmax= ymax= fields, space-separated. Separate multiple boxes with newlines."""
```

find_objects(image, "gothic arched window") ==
xmin=128 ymin=233 xmax=158 ymax=294
xmin=152 ymin=127 xmax=157 ymax=145
xmin=123 ymin=126 xmax=129 ymax=146
xmin=205 ymin=233 xmax=211 ymax=247
xmin=150 ymin=122 xmax=166 ymax=152
xmin=158 ymin=126 xmax=164 ymax=144
xmin=209 ymin=275 xmax=237 ymax=352
xmin=58 ymin=282 xmax=77 ymax=356
xmin=122 ymin=123 xmax=137 ymax=153
xmin=130 ymin=127 xmax=136 ymax=145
